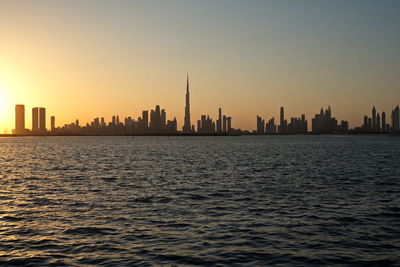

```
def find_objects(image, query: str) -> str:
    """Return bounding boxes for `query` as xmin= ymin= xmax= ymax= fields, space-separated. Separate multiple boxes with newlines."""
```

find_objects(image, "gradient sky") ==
xmin=0 ymin=0 xmax=399 ymax=133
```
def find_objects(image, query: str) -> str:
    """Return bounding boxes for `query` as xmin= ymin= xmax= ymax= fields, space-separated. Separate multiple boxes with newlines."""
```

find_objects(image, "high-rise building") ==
xmin=382 ymin=111 xmax=386 ymax=133
xmin=32 ymin=107 xmax=46 ymax=134
xmin=376 ymin=113 xmax=381 ymax=132
xmin=15 ymin=104 xmax=25 ymax=135
xmin=197 ymin=115 xmax=215 ymax=134
xmin=363 ymin=115 xmax=368 ymax=129
xmin=223 ymin=115 xmax=227 ymax=133
xmin=142 ymin=111 xmax=149 ymax=129
xmin=279 ymin=107 xmax=288 ymax=133
xmin=227 ymin=117 xmax=232 ymax=133
xmin=372 ymin=106 xmax=376 ymax=131
xmin=51 ymin=116 xmax=55 ymax=132
xmin=39 ymin=107 xmax=46 ymax=132
xmin=161 ymin=109 xmax=166 ymax=130
xmin=183 ymin=74 xmax=191 ymax=133
xmin=311 ymin=106 xmax=339 ymax=133
xmin=32 ymin=107 xmax=39 ymax=133
xmin=217 ymin=107 xmax=222 ymax=133
xmin=392 ymin=105 xmax=400 ymax=132
xmin=266 ymin=117 xmax=276 ymax=134
xmin=256 ymin=115 xmax=265 ymax=133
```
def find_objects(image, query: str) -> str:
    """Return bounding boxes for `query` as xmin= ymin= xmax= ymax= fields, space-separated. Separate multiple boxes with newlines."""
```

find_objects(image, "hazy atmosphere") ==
xmin=1 ymin=0 xmax=399 ymax=132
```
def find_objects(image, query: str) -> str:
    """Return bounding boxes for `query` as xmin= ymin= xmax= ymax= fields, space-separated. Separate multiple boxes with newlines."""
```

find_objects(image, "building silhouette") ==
xmin=372 ymin=106 xmax=377 ymax=131
xmin=256 ymin=115 xmax=276 ymax=134
xmin=217 ymin=107 xmax=222 ymax=133
xmin=32 ymin=107 xmax=39 ymax=133
xmin=356 ymin=106 xmax=392 ymax=133
xmin=51 ymin=116 xmax=55 ymax=132
xmin=11 ymin=75 xmax=398 ymax=136
xmin=227 ymin=116 xmax=232 ymax=133
xmin=278 ymin=107 xmax=288 ymax=133
xmin=222 ymin=115 xmax=227 ymax=133
xmin=382 ymin=111 xmax=386 ymax=132
xmin=39 ymin=108 xmax=46 ymax=132
xmin=14 ymin=104 xmax=25 ymax=135
xmin=266 ymin=117 xmax=276 ymax=134
xmin=392 ymin=105 xmax=400 ymax=133
xmin=183 ymin=74 xmax=192 ymax=133
xmin=312 ymin=106 xmax=343 ymax=133
xmin=288 ymin=114 xmax=307 ymax=134
xmin=31 ymin=107 xmax=46 ymax=134
xmin=256 ymin=115 xmax=265 ymax=133
xmin=197 ymin=115 xmax=215 ymax=134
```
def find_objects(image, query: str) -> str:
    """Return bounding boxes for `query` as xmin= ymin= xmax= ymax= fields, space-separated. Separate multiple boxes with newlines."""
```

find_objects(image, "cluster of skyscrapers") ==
xmin=311 ymin=106 xmax=349 ymax=133
xmin=255 ymin=105 xmax=400 ymax=135
xmin=11 ymin=75 xmax=400 ymax=136
xmin=257 ymin=107 xmax=307 ymax=134
xmin=197 ymin=108 xmax=232 ymax=134
xmin=14 ymin=105 xmax=48 ymax=135
xmin=55 ymin=104 xmax=178 ymax=135
xmin=354 ymin=105 xmax=400 ymax=133
xmin=12 ymin=75 xmax=235 ymax=136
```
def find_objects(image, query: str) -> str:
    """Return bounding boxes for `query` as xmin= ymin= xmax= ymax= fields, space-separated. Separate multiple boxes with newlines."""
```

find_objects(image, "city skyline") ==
xmin=10 ymin=76 xmax=400 ymax=135
xmin=1 ymin=1 xmax=400 ymax=133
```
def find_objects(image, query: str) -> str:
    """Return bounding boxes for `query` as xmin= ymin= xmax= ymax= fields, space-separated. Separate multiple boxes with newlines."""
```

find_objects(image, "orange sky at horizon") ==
xmin=1 ymin=1 xmax=399 ymax=133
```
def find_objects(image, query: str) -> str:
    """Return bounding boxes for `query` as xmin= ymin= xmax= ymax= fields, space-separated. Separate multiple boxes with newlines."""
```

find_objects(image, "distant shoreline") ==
xmin=1 ymin=133 xmax=395 ymax=137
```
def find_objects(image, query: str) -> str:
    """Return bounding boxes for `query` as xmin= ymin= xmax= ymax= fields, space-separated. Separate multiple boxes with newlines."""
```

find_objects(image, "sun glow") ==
xmin=0 ymin=87 xmax=13 ymax=133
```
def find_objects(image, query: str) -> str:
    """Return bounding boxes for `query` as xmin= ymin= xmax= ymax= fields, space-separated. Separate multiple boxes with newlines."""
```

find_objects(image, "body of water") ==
xmin=0 ymin=136 xmax=399 ymax=266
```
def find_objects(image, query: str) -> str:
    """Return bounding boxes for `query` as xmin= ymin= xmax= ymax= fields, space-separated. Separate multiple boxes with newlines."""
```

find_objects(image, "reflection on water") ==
xmin=0 ymin=136 xmax=399 ymax=266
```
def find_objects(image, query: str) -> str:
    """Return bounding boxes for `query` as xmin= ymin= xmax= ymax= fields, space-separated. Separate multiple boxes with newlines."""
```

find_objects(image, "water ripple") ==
xmin=0 ymin=136 xmax=399 ymax=266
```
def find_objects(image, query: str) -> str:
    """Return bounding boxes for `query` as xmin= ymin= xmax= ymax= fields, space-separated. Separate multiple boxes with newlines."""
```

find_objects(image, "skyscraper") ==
xmin=363 ymin=115 xmax=368 ymax=129
xmin=32 ymin=107 xmax=46 ymax=134
xmin=372 ymin=106 xmax=376 ymax=131
xmin=183 ymin=74 xmax=191 ymax=133
xmin=279 ymin=107 xmax=287 ymax=133
xmin=376 ymin=113 xmax=381 ymax=132
xmin=161 ymin=109 xmax=166 ymax=130
xmin=15 ymin=104 xmax=25 ymax=135
xmin=32 ymin=107 xmax=39 ymax=133
xmin=227 ymin=116 xmax=232 ymax=133
xmin=256 ymin=115 xmax=265 ymax=133
xmin=142 ymin=110 xmax=149 ymax=129
xmin=217 ymin=107 xmax=222 ymax=133
xmin=223 ymin=115 xmax=227 ymax=133
xmin=51 ymin=116 xmax=55 ymax=132
xmin=39 ymin=108 xmax=46 ymax=132
xmin=392 ymin=105 xmax=400 ymax=133
xmin=382 ymin=111 xmax=386 ymax=132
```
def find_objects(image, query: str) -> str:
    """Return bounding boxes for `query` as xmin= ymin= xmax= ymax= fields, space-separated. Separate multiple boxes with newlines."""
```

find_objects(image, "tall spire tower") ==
xmin=183 ymin=73 xmax=191 ymax=133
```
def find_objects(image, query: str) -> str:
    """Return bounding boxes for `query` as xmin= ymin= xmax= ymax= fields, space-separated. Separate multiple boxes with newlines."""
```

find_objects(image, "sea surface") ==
xmin=0 ymin=136 xmax=399 ymax=266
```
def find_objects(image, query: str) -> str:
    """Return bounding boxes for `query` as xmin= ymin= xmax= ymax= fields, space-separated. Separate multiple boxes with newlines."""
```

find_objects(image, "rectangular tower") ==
xmin=39 ymin=107 xmax=46 ymax=132
xmin=32 ymin=107 xmax=39 ymax=133
xmin=15 ymin=104 xmax=25 ymax=135
xmin=51 ymin=116 xmax=55 ymax=132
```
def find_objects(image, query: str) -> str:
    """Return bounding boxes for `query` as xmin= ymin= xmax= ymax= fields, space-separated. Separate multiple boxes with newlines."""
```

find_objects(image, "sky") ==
xmin=0 ymin=0 xmax=399 ymax=133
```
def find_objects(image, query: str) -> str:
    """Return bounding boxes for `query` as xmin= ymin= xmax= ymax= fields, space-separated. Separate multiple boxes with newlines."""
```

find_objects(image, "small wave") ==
xmin=63 ymin=226 xmax=116 ymax=236
xmin=379 ymin=212 xmax=400 ymax=218
xmin=1 ymin=215 xmax=24 ymax=222
xmin=188 ymin=194 xmax=209 ymax=200
xmin=154 ymin=253 xmax=213 ymax=265
xmin=0 ymin=256 xmax=51 ymax=266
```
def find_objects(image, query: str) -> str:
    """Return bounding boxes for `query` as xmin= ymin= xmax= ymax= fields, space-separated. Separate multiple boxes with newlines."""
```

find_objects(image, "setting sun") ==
xmin=0 ymin=87 xmax=13 ymax=133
